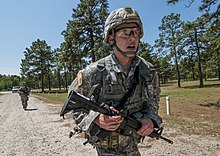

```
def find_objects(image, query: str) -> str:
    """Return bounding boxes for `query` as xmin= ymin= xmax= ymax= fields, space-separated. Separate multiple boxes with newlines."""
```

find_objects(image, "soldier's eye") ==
xmin=116 ymin=27 xmax=140 ymax=38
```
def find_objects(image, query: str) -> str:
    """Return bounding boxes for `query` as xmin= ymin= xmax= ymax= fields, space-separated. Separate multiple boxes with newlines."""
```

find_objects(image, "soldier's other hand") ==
xmin=94 ymin=113 xmax=123 ymax=131
xmin=137 ymin=118 xmax=154 ymax=136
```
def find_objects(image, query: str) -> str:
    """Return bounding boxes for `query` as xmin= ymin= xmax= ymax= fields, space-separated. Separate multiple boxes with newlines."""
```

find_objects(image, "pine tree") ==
xmin=20 ymin=39 xmax=53 ymax=92
xmin=155 ymin=13 xmax=185 ymax=87
xmin=60 ymin=0 xmax=109 ymax=77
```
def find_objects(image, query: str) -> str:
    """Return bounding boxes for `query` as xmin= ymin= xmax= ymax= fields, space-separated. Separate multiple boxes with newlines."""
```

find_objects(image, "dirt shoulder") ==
xmin=0 ymin=93 xmax=219 ymax=156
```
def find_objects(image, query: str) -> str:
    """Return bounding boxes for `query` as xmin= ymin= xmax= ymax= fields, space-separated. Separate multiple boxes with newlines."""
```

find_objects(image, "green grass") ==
xmin=160 ymin=79 xmax=220 ymax=103
xmin=159 ymin=79 xmax=220 ymax=137
xmin=33 ymin=92 xmax=68 ymax=104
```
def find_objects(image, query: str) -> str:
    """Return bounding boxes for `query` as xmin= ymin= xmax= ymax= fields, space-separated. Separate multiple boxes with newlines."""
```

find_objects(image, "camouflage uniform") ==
xmin=19 ymin=85 xmax=30 ymax=110
xmin=66 ymin=7 xmax=162 ymax=156
xmin=68 ymin=53 xmax=162 ymax=155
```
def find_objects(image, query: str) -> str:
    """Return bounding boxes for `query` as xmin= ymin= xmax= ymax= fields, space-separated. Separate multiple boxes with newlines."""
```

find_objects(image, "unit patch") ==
xmin=77 ymin=70 xmax=83 ymax=86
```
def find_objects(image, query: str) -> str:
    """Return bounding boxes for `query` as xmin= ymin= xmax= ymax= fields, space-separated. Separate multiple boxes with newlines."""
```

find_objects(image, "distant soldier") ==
xmin=18 ymin=82 xmax=30 ymax=110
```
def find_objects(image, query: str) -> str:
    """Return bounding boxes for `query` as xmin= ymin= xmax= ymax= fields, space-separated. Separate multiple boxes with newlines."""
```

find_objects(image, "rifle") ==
xmin=60 ymin=90 xmax=173 ymax=144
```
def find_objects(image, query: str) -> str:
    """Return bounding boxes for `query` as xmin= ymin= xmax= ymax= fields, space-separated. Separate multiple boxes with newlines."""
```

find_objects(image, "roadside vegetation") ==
xmin=159 ymin=79 xmax=220 ymax=137
xmin=32 ymin=92 xmax=67 ymax=104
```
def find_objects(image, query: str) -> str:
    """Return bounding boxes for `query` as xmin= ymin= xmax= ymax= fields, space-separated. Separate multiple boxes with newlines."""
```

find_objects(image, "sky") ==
xmin=0 ymin=0 xmax=203 ymax=76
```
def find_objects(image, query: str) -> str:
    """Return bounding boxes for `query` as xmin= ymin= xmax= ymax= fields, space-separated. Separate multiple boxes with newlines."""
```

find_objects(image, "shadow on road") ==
xmin=25 ymin=108 xmax=38 ymax=111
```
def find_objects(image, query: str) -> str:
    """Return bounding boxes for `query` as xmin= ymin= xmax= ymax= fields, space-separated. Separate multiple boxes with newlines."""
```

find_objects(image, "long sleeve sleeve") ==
xmin=141 ymin=71 xmax=162 ymax=127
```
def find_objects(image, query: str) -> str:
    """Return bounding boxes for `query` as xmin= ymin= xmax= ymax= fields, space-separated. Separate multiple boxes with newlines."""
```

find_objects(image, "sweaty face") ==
xmin=114 ymin=23 xmax=140 ymax=57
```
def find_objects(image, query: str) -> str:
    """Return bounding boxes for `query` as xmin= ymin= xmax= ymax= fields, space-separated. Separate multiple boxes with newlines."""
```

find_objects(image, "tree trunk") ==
xmin=174 ymin=51 xmax=181 ymax=87
xmin=217 ymin=49 xmax=220 ymax=80
xmin=191 ymin=65 xmax=195 ymax=80
xmin=218 ymin=65 xmax=220 ymax=80
xmin=48 ymin=73 xmax=51 ymax=91
xmin=64 ymin=68 xmax=68 ymax=91
xmin=58 ymin=70 xmax=61 ymax=90
xmin=90 ymin=30 xmax=95 ymax=62
xmin=41 ymin=73 xmax=44 ymax=93
xmin=194 ymin=29 xmax=203 ymax=87
xmin=89 ymin=7 xmax=95 ymax=62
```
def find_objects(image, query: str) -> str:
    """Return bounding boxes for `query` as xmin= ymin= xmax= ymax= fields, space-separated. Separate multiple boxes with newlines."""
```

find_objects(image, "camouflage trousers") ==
xmin=95 ymin=133 xmax=141 ymax=156
xmin=20 ymin=95 xmax=28 ymax=109
xmin=95 ymin=144 xmax=141 ymax=156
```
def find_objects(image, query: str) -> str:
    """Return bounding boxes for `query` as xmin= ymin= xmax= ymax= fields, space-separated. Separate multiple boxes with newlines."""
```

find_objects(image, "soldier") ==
xmin=67 ymin=7 xmax=162 ymax=156
xmin=18 ymin=82 xmax=30 ymax=110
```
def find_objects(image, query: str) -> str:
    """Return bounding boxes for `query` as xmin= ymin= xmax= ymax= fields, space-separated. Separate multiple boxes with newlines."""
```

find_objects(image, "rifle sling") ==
xmin=116 ymin=65 xmax=139 ymax=110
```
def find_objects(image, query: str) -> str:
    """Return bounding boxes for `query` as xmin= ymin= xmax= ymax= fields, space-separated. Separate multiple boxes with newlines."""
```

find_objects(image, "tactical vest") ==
xmin=93 ymin=54 xmax=156 ymax=118
xmin=81 ymin=54 xmax=157 ymax=145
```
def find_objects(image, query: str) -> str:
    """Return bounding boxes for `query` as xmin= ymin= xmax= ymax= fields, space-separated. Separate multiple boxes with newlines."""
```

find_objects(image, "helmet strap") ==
xmin=112 ymin=29 xmax=140 ymax=57
xmin=114 ymin=43 xmax=137 ymax=57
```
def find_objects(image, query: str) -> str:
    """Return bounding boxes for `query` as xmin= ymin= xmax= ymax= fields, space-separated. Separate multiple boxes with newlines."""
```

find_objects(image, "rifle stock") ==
xmin=60 ymin=90 xmax=173 ymax=144
xmin=60 ymin=91 xmax=113 ymax=117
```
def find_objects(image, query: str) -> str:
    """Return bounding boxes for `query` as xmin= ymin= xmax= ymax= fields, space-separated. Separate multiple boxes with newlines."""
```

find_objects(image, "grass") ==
xmin=159 ymin=79 xmax=220 ymax=137
xmin=32 ymin=92 xmax=67 ymax=104
xmin=33 ymin=79 xmax=220 ymax=137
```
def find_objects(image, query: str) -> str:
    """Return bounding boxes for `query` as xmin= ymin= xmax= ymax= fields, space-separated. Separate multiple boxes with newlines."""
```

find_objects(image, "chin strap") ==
xmin=112 ymin=41 xmax=140 ymax=58
xmin=114 ymin=43 xmax=137 ymax=57
xmin=110 ymin=29 xmax=139 ymax=58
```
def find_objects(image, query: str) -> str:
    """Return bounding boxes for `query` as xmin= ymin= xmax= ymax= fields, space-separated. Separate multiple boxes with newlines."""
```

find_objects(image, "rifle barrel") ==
xmin=159 ymin=136 xmax=173 ymax=144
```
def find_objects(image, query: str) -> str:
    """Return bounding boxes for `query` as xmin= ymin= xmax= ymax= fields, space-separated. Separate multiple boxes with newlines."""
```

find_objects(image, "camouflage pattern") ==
xmin=104 ymin=7 xmax=143 ymax=43
xmin=96 ymin=140 xmax=141 ymax=156
xmin=68 ymin=53 xmax=162 ymax=155
xmin=18 ymin=86 xmax=29 ymax=110
xmin=95 ymin=132 xmax=141 ymax=156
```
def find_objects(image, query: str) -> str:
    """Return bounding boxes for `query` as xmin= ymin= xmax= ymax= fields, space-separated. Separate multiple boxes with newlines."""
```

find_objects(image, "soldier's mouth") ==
xmin=127 ymin=45 xmax=136 ymax=50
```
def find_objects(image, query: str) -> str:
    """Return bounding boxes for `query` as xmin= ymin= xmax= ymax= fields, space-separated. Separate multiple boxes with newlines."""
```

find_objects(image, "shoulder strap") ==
xmin=117 ymin=66 xmax=139 ymax=110
xmin=138 ymin=57 xmax=155 ymax=82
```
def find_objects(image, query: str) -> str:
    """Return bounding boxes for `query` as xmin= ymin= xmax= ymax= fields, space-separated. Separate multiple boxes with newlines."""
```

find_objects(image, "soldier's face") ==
xmin=111 ymin=23 xmax=140 ymax=57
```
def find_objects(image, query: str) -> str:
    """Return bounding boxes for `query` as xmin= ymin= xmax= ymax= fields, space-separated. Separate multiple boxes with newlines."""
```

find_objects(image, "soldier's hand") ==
xmin=94 ymin=114 xmax=123 ymax=131
xmin=137 ymin=118 xmax=154 ymax=136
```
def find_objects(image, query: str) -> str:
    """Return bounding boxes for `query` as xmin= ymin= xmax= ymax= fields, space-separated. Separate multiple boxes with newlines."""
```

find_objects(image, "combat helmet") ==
xmin=21 ymin=82 xmax=26 ymax=86
xmin=104 ymin=7 xmax=144 ymax=43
